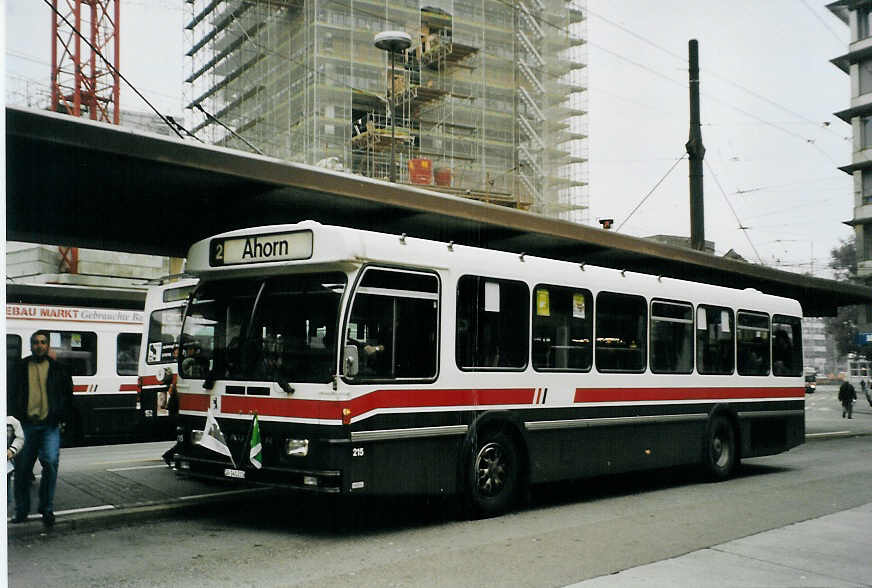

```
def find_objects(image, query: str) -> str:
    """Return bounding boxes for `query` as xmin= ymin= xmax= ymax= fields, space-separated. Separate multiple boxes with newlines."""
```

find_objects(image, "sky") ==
xmin=4 ymin=0 xmax=855 ymax=278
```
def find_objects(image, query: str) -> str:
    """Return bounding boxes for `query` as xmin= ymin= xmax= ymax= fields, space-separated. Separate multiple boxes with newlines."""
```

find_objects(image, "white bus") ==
xmin=167 ymin=221 xmax=805 ymax=516
xmin=7 ymin=299 xmax=144 ymax=445
xmin=136 ymin=278 xmax=198 ymax=438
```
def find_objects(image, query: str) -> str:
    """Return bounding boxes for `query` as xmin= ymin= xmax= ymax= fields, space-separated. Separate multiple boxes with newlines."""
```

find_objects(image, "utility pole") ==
xmin=687 ymin=39 xmax=705 ymax=251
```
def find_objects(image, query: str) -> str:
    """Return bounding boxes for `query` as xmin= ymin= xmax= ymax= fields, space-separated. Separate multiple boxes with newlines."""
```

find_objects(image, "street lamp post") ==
xmin=374 ymin=31 xmax=412 ymax=183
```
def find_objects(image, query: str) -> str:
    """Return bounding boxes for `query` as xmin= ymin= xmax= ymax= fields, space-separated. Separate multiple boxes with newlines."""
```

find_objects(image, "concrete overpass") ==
xmin=6 ymin=105 xmax=869 ymax=316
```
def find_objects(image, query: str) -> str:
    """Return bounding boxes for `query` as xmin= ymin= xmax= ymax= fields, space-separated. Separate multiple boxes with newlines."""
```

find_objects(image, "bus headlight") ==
xmin=284 ymin=439 xmax=309 ymax=457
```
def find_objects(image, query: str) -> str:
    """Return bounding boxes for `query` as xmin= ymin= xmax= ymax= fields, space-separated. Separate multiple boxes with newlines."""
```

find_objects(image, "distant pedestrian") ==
xmin=838 ymin=379 xmax=857 ymax=419
xmin=867 ymin=380 xmax=872 ymax=408
xmin=8 ymin=330 xmax=73 ymax=528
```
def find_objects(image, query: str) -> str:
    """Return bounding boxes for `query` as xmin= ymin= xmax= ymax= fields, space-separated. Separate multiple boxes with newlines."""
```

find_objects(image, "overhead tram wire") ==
xmin=801 ymin=0 xmax=848 ymax=46
xmin=615 ymin=154 xmax=686 ymax=233
xmin=511 ymin=0 xmax=848 ymax=162
xmin=705 ymin=159 xmax=764 ymax=264
xmin=41 ymin=0 xmax=184 ymax=140
xmin=193 ymin=104 xmax=264 ymax=155
xmin=585 ymin=4 xmax=847 ymax=140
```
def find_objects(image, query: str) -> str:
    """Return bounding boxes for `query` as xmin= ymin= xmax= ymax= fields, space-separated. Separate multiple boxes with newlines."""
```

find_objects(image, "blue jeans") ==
xmin=14 ymin=422 xmax=60 ymax=518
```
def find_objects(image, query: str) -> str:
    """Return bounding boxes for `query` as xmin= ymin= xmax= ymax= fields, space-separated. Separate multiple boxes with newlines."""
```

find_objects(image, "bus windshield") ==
xmin=179 ymin=272 xmax=346 ymax=384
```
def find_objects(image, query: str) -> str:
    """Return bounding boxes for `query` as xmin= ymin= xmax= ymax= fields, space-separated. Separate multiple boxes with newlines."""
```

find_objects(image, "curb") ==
xmin=7 ymin=487 xmax=275 ymax=540
xmin=805 ymin=430 xmax=872 ymax=441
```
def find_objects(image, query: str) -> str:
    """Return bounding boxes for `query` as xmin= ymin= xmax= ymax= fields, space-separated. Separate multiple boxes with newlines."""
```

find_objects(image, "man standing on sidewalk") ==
xmin=839 ymin=378 xmax=857 ymax=420
xmin=9 ymin=330 xmax=73 ymax=528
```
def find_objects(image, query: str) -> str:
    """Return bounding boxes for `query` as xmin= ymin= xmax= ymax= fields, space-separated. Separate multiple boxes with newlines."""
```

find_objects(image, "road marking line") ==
xmin=179 ymin=488 xmax=271 ymax=501
xmin=92 ymin=458 xmax=165 ymax=466
xmin=806 ymin=431 xmax=853 ymax=438
xmin=54 ymin=505 xmax=116 ymax=516
xmin=106 ymin=464 xmax=169 ymax=472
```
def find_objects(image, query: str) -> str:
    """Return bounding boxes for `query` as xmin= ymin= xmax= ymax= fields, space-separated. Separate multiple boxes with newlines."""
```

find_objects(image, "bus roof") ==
xmin=186 ymin=222 xmax=803 ymax=315
xmin=7 ymin=283 xmax=145 ymax=310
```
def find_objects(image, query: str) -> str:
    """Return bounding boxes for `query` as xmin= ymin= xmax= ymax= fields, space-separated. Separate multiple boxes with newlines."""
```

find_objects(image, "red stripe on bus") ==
xmin=73 ymin=385 xmax=88 ymax=392
xmin=140 ymin=375 xmax=162 ymax=386
xmin=178 ymin=393 xmax=210 ymax=412
xmin=119 ymin=384 xmax=138 ymax=392
xmin=179 ymin=388 xmax=536 ymax=420
xmin=574 ymin=387 xmax=804 ymax=403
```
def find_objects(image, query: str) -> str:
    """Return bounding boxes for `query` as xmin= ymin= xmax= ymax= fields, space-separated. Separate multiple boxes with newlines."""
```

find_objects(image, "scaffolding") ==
xmin=184 ymin=0 xmax=588 ymax=222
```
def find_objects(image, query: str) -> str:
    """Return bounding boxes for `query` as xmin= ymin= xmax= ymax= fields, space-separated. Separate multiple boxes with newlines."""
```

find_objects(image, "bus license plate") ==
xmin=224 ymin=468 xmax=246 ymax=479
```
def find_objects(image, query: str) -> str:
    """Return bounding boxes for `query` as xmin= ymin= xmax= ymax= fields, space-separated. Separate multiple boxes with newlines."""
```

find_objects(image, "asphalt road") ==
xmin=8 ymin=429 xmax=872 ymax=587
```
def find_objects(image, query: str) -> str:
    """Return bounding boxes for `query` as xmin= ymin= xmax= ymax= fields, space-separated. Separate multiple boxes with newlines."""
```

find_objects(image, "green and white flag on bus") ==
xmin=249 ymin=413 xmax=263 ymax=469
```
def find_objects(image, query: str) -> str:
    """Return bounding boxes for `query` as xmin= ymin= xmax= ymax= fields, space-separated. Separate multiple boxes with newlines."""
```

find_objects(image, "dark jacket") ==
xmin=9 ymin=356 xmax=73 ymax=427
xmin=838 ymin=381 xmax=857 ymax=404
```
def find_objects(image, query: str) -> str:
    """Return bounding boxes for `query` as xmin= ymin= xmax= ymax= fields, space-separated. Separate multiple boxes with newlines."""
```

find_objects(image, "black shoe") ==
xmin=42 ymin=511 xmax=55 ymax=528
xmin=11 ymin=514 xmax=28 ymax=524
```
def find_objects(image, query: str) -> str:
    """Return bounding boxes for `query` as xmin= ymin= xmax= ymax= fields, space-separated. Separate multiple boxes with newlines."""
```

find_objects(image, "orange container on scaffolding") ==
xmin=434 ymin=167 xmax=452 ymax=186
xmin=408 ymin=158 xmax=433 ymax=184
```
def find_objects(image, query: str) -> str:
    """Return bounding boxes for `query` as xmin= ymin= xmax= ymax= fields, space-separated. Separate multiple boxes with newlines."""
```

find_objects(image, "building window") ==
xmin=863 ymin=116 xmax=872 ymax=149
xmin=863 ymin=171 xmax=872 ymax=205
xmin=860 ymin=6 xmax=872 ymax=40
xmin=864 ymin=228 xmax=872 ymax=262
xmin=860 ymin=59 xmax=872 ymax=95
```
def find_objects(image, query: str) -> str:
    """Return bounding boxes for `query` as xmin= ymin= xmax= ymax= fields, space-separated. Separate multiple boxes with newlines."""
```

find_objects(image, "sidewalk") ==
xmin=7 ymin=385 xmax=872 ymax=541
xmin=569 ymin=503 xmax=872 ymax=587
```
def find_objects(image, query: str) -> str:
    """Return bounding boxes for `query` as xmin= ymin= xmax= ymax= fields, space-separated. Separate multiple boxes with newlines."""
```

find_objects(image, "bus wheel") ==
xmin=704 ymin=415 xmax=736 ymax=480
xmin=469 ymin=431 xmax=518 ymax=517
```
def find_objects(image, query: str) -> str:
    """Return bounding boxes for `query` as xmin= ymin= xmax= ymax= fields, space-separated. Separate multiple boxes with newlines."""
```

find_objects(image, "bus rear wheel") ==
xmin=704 ymin=415 xmax=737 ymax=480
xmin=468 ymin=430 xmax=519 ymax=517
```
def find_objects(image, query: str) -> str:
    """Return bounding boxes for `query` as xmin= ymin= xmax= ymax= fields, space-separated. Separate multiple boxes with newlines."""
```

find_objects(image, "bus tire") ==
xmin=704 ymin=415 xmax=736 ymax=480
xmin=468 ymin=430 xmax=519 ymax=518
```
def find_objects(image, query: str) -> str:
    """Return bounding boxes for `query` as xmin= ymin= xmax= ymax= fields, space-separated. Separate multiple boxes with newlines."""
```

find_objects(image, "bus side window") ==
xmin=772 ymin=315 xmax=802 ymax=376
xmin=531 ymin=285 xmax=592 ymax=372
xmin=7 ymin=334 xmax=22 ymax=399
xmin=696 ymin=305 xmax=734 ymax=375
xmin=595 ymin=292 xmax=647 ymax=373
xmin=737 ymin=311 xmax=770 ymax=376
xmin=346 ymin=267 xmax=439 ymax=380
xmin=650 ymin=300 xmax=693 ymax=374
xmin=147 ymin=308 xmax=184 ymax=364
xmin=48 ymin=331 xmax=98 ymax=376
xmin=116 ymin=332 xmax=141 ymax=376
xmin=456 ymin=275 xmax=529 ymax=370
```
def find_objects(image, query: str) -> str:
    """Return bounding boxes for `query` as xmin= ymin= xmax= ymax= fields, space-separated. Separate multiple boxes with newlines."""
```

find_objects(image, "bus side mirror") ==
xmin=343 ymin=344 xmax=359 ymax=378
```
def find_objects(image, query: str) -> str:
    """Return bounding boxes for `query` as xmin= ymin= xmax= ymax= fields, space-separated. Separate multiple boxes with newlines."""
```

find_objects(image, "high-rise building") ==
xmin=184 ymin=0 xmax=588 ymax=222
xmin=830 ymin=1 xmax=872 ymax=279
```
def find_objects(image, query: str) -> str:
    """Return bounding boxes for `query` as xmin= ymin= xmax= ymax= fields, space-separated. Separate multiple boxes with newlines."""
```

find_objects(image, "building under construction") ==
xmin=184 ymin=0 xmax=588 ymax=221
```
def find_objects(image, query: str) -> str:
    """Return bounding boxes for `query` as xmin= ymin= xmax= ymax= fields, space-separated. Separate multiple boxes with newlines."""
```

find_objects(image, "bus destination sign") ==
xmin=210 ymin=230 xmax=313 ymax=266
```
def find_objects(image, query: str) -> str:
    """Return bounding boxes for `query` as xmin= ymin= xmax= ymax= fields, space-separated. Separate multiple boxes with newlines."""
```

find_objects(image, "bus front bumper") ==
xmin=171 ymin=453 xmax=343 ymax=494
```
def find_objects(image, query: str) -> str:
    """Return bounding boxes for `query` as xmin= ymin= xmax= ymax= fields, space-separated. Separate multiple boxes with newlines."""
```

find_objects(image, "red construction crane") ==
xmin=51 ymin=0 xmax=120 ymax=124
